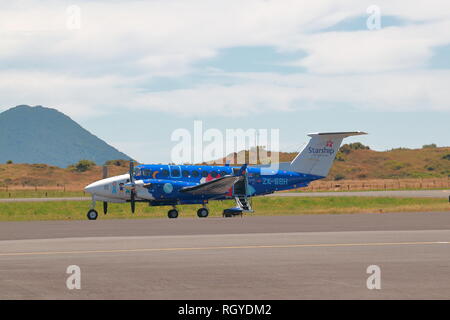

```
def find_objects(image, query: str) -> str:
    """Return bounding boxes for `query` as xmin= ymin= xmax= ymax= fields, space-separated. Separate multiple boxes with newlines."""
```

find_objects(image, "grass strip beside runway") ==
xmin=0 ymin=196 xmax=448 ymax=221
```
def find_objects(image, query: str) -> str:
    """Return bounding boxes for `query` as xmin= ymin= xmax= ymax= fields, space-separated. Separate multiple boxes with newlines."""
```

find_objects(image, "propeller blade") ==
xmin=129 ymin=160 xmax=136 ymax=213
xmin=130 ymin=190 xmax=136 ymax=214
xmin=103 ymin=201 xmax=108 ymax=215
xmin=129 ymin=161 xmax=134 ymax=183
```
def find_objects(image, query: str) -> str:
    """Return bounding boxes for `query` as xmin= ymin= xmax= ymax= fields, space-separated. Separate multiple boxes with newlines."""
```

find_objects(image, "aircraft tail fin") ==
xmin=290 ymin=132 xmax=367 ymax=177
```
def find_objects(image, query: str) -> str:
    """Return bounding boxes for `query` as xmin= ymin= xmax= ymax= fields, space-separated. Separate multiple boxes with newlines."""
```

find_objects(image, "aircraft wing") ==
xmin=180 ymin=175 xmax=241 ymax=195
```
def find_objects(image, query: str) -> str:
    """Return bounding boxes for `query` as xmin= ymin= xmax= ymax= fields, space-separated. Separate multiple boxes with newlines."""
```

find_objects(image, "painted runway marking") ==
xmin=0 ymin=241 xmax=448 ymax=257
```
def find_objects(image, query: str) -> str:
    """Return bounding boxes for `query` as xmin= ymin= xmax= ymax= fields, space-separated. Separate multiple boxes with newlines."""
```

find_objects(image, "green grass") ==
xmin=0 ymin=197 xmax=448 ymax=221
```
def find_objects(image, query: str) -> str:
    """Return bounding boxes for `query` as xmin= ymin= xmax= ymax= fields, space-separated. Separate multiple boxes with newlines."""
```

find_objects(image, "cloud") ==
xmin=1 ymin=0 xmax=450 ymax=119
xmin=291 ymin=20 xmax=450 ymax=74
xmin=2 ymin=69 xmax=449 ymax=120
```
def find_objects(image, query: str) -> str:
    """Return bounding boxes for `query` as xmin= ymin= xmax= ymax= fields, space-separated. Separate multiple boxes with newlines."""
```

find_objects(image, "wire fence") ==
xmin=0 ymin=178 xmax=449 ymax=196
xmin=303 ymin=177 xmax=450 ymax=192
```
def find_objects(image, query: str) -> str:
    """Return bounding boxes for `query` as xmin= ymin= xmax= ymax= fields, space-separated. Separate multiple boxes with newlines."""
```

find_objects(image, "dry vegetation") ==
xmin=0 ymin=163 xmax=128 ymax=191
xmin=0 ymin=145 xmax=449 ymax=192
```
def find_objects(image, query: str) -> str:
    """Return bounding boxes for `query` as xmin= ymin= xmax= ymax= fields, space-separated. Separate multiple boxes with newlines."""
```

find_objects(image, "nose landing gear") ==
xmin=87 ymin=197 xmax=98 ymax=220
xmin=87 ymin=209 xmax=98 ymax=220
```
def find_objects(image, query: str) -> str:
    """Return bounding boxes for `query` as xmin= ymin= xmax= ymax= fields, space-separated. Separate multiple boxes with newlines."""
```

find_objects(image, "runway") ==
xmin=1 ymin=189 xmax=449 ymax=202
xmin=0 ymin=211 xmax=449 ymax=299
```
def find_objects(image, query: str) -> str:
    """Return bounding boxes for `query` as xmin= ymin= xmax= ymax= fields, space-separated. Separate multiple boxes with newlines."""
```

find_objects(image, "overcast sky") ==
xmin=1 ymin=1 xmax=450 ymax=163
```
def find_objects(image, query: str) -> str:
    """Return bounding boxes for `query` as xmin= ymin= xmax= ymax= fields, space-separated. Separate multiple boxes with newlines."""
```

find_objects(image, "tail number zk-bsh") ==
xmin=262 ymin=178 xmax=288 ymax=185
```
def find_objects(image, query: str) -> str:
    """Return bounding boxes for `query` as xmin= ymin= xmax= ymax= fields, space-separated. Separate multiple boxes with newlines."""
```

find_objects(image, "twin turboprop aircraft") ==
xmin=84 ymin=131 xmax=366 ymax=220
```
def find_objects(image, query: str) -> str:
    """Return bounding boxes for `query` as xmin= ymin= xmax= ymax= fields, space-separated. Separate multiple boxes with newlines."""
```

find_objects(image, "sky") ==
xmin=1 ymin=0 xmax=450 ymax=163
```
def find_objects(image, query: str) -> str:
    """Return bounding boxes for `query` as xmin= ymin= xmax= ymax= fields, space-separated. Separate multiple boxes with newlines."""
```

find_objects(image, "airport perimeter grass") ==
xmin=0 ymin=197 xmax=448 ymax=221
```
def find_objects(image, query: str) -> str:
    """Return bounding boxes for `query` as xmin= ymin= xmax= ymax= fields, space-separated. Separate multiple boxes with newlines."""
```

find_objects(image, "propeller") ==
xmin=129 ymin=161 xmax=136 ymax=214
xmin=102 ymin=165 xmax=109 ymax=214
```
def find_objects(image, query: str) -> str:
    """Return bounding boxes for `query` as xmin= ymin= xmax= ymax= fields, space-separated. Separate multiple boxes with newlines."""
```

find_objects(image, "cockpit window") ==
xmin=143 ymin=169 xmax=152 ymax=177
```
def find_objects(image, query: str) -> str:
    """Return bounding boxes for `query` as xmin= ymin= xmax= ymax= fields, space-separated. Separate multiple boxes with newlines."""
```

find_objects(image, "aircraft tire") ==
xmin=168 ymin=209 xmax=179 ymax=219
xmin=87 ymin=209 xmax=98 ymax=220
xmin=197 ymin=208 xmax=209 ymax=218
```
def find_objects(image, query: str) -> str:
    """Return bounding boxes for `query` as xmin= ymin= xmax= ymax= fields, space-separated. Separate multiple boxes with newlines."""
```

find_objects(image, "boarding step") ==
xmin=222 ymin=196 xmax=253 ymax=218
xmin=235 ymin=195 xmax=253 ymax=212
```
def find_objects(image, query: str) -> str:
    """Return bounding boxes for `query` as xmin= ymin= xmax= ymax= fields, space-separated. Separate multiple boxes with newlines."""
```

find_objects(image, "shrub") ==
xmin=334 ymin=173 xmax=346 ymax=181
xmin=6 ymin=160 xmax=13 ymax=164
xmin=334 ymin=152 xmax=345 ymax=161
xmin=104 ymin=159 xmax=129 ymax=167
xmin=442 ymin=153 xmax=450 ymax=161
xmin=339 ymin=142 xmax=370 ymax=155
xmin=422 ymin=143 xmax=437 ymax=148
xmin=69 ymin=160 xmax=96 ymax=172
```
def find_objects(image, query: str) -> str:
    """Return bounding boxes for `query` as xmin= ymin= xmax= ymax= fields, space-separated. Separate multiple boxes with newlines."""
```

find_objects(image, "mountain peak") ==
xmin=0 ymin=105 xmax=132 ymax=167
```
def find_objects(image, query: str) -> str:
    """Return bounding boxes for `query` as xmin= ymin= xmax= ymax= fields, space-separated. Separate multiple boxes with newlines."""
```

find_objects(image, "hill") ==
xmin=0 ymin=105 xmax=131 ymax=167
xmin=213 ymin=144 xmax=450 ymax=180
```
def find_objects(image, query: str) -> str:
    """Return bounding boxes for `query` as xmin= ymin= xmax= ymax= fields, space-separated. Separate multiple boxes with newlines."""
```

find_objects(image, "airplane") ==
xmin=84 ymin=131 xmax=366 ymax=220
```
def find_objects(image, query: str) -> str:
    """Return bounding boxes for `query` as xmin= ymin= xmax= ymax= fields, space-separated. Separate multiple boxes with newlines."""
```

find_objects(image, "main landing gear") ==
xmin=167 ymin=206 xmax=209 ymax=219
xmin=168 ymin=207 xmax=179 ymax=219
xmin=197 ymin=207 xmax=209 ymax=218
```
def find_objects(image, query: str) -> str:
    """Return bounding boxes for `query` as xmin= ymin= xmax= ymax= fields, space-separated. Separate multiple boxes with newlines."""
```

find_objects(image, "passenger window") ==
xmin=191 ymin=170 xmax=199 ymax=177
xmin=161 ymin=169 xmax=169 ymax=177
xmin=143 ymin=169 xmax=152 ymax=177
xmin=202 ymin=170 xmax=209 ymax=177
xmin=182 ymin=170 xmax=189 ymax=177
xmin=210 ymin=171 xmax=218 ymax=178
xmin=172 ymin=169 xmax=180 ymax=177
xmin=219 ymin=171 xmax=226 ymax=177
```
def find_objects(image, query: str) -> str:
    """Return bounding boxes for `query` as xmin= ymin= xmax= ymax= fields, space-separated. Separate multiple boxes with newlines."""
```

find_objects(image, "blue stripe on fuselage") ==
xmin=133 ymin=164 xmax=324 ymax=202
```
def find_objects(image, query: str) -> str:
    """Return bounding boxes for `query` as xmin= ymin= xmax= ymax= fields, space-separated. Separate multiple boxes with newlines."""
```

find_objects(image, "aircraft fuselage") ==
xmin=85 ymin=164 xmax=322 ymax=205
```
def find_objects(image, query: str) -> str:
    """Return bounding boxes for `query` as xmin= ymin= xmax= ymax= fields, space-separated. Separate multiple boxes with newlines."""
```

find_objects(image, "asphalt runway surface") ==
xmin=1 ymin=211 xmax=449 ymax=299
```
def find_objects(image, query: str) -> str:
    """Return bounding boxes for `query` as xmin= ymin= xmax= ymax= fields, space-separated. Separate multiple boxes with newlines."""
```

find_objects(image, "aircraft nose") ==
xmin=84 ymin=183 xmax=94 ymax=194
xmin=84 ymin=181 xmax=101 ymax=194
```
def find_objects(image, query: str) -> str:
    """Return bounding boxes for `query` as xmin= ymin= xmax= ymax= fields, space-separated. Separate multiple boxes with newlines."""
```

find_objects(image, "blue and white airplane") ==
xmin=84 ymin=131 xmax=366 ymax=220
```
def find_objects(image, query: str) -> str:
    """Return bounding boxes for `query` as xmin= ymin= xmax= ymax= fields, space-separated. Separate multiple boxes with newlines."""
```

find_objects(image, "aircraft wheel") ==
xmin=168 ymin=209 xmax=179 ymax=219
xmin=197 ymin=208 xmax=209 ymax=218
xmin=87 ymin=209 xmax=98 ymax=220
